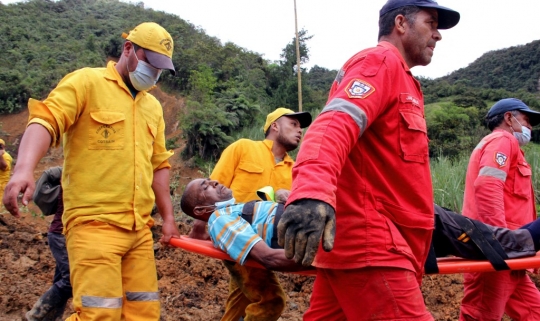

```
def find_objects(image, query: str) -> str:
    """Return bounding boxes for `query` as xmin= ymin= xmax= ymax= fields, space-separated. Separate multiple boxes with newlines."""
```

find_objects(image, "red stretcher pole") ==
xmin=170 ymin=236 xmax=540 ymax=275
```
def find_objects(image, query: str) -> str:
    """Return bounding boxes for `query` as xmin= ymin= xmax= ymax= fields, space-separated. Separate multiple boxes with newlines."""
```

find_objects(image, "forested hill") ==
xmin=441 ymin=40 xmax=540 ymax=93
xmin=0 ymin=0 xmax=336 ymax=116
xmin=1 ymin=0 xmax=539 ymax=161
xmin=420 ymin=39 xmax=540 ymax=106
xmin=0 ymin=0 xmax=257 ymax=112
xmin=420 ymin=39 xmax=540 ymax=158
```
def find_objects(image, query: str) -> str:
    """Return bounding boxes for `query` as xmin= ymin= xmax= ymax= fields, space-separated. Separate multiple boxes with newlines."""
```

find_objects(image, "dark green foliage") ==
xmin=265 ymin=29 xmax=313 ymax=111
xmin=0 ymin=68 xmax=30 ymax=113
xmin=165 ymin=137 xmax=179 ymax=150
xmin=0 ymin=0 xmax=335 ymax=161
xmin=306 ymin=65 xmax=337 ymax=92
xmin=0 ymin=0 xmax=260 ymax=108
xmin=180 ymin=99 xmax=234 ymax=161
xmin=3 ymin=0 xmax=539 ymax=164
xmin=427 ymin=104 xmax=489 ymax=158
xmin=422 ymin=40 xmax=540 ymax=101
xmin=215 ymin=89 xmax=260 ymax=130
xmin=265 ymin=29 xmax=333 ymax=115
xmin=420 ymin=39 xmax=540 ymax=158
xmin=440 ymin=40 xmax=540 ymax=93
xmin=452 ymin=96 xmax=487 ymax=108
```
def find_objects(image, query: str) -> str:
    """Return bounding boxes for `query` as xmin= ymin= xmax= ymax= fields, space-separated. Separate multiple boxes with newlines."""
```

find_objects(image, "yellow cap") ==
xmin=122 ymin=22 xmax=175 ymax=73
xmin=0 ymin=139 xmax=5 ymax=145
xmin=263 ymin=107 xmax=312 ymax=133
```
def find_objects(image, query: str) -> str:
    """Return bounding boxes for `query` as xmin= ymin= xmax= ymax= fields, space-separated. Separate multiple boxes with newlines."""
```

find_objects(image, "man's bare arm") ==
xmin=247 ymin=241 xmax=314 ymax=272
xmin=152 ymin=168 xmax=180 ymax=245
xmin=3 ymin=124 xmax=51 ymax=217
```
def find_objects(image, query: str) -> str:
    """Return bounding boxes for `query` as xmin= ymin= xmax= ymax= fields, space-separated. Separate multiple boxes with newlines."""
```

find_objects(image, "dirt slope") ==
xmin=0 ymin=88 xmax=536 ymax=320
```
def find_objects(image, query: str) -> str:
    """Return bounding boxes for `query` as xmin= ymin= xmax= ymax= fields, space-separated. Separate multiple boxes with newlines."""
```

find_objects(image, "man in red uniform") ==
xmin=460 ymin=98 xmax=540 ymax=321
xmin=277 ymin=0 xmax=460 ymax=319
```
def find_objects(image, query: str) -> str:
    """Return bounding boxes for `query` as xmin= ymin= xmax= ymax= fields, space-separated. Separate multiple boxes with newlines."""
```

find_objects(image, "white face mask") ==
xmin=214 ymin=198 xmax=235 ymax=209
xmin=512 ymin=116 xmax=531 ymax=146
xmin=128 ymin=49 xmax=162 ymax=91
xmin=198 ymin=197 xmax=236 ymax=213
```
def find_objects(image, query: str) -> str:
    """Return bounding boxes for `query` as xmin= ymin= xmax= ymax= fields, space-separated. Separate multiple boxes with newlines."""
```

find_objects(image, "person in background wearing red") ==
xmin=277 ymin=0 xmax=460 ymax=319
xmin=460 ymin=98 xmax=540 ymax=321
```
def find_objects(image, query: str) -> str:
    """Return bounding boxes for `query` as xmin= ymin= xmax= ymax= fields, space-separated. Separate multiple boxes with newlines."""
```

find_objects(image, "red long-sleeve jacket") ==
xmin=286 ymin=42 xmax=434 ymax=282
xmin=462 ymin=130 xmax=536 ymax=229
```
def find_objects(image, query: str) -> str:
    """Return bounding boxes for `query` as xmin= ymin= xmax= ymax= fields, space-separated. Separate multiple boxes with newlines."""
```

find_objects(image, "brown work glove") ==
xmin=277 ymin=199 xmax=335 ymax=266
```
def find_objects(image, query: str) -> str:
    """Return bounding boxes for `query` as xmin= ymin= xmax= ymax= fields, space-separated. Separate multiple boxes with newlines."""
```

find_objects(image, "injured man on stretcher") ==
xmin=180 ymin=178 xmax=540 ymax=273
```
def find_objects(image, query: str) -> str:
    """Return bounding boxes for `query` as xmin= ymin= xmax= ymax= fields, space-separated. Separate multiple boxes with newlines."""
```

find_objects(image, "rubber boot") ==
xmin=51 ymin=300 xmax=67 ymax=321
xmin=25 ymin=286 xmax=66 ymax=321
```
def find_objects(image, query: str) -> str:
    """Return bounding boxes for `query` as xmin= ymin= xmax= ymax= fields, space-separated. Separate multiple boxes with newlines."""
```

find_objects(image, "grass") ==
xmin=431 ymin=142 xmax=540 ymax=214
xmin=431 ymin=154 xmax=468 ymax=212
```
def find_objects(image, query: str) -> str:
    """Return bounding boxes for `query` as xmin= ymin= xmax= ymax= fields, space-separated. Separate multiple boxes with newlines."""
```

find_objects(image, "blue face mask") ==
xmin=512 ymin=116 xmax=531 ymax=146
xmin=128 ymin=49 xmax=162 ymax=91
xmin=214 ymin=197 xmax=235 ymax=209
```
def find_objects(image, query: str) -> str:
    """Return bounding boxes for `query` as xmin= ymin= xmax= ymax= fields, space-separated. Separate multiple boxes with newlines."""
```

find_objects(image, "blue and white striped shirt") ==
xmin=208 ymin=201 xmax=280 ymax=265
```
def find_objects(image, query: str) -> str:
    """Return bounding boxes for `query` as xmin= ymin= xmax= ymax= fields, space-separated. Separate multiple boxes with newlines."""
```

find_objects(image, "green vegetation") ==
xmin=0 ymin=0 xmax=336 ymax=162
xmin=440 ymin=40 xmax=540 ymax=93
xmin=431 ymin=154 xmax=468 ymax=212
xmin=432 ymin=144 xmax=540 ymax=213
xmin=2 ymin=0 xmax=540 ymax=206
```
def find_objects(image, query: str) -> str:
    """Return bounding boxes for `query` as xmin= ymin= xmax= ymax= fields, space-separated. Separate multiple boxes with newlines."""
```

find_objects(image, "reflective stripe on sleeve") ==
xmin=321 ymin=98 xmax=368 ymax=137
xmin=479 ymin=166 xmax=507 ymax=182
xmin=81 ymin=296 xmax=122 ymax=309
xmin=126 ymin=291 xmax=160 ymax=302
xmin=474 ymin=140 xmax=485 ymax=150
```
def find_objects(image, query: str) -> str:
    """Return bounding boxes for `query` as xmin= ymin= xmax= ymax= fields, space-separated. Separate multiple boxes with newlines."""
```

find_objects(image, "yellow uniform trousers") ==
xmin=65 ymin=221 xmax=159 ymax=320
xmin=222 ymin=261 xmax=286 ymax=321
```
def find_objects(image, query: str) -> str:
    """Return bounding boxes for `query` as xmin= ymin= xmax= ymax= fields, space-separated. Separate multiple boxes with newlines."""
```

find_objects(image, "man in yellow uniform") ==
xmin=0 ymin=139 xmax=12 ymax=204
xmin=190 ymin=107 xmax=311 ymax=321
xmin=3 ymin=22 xmax=180 ymax=321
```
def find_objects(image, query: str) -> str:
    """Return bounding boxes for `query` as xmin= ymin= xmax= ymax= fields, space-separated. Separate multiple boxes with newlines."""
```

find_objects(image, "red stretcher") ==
xmin=170 ymin=236 xmax=540 ymax=275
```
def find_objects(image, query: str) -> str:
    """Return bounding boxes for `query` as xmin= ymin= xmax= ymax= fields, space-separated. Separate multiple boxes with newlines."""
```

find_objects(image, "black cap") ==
xmin=380 ymin=0 xmax=460 ymax=29
xmin=487 ymin=98 xmax=540 ymax=126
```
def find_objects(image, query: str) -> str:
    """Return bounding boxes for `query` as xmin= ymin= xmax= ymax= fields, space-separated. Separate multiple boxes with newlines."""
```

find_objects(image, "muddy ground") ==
xmin=0 ymin=88 xmax=537 ymax=320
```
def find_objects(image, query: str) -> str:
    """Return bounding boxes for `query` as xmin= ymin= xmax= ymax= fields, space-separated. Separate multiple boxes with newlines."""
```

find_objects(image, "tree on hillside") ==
xmin=181 ymin=65 xmax=231 ymax=160
xmin=280 ymin=29 xmax=312 ymax=74
xmin=427 ymin=104 xmax=488 ymax=158
xmin=0 ymin=69 xmax=30 ymax=114
xmin=437 ymin=40 xmax=540 ymax=93
xmin=305 ymin=65 xmax=336 ymax=92
xmin=266 ymin=29 xmax=333 ymax=114
xmin=304 ymin=65 xmax=337 ymax=112
xmin=266 ymin=29 xmax=312 ymax=110
xmin=180 ymin=100 xmax=233 ymax=161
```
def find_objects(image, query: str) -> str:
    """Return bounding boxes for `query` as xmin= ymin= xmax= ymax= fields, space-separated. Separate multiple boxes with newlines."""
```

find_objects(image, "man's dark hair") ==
xmin=485 ymin=110 xmax=519 ymax=131
xmin=378 ymin=6 xmax=421 ymax=40
xmin=180 ymin=185 xmax=198 ymax=218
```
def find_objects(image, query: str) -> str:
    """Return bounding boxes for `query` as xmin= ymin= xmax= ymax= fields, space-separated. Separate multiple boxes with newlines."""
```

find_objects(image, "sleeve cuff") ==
xmin=28 ymin=119 xmax=58 ymax=147
xmin=152 ymin=150 xmax=174 ymax=170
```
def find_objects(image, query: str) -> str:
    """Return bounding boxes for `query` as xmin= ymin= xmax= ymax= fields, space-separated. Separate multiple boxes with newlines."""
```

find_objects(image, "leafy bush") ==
xmin=180 ymin=99 xmax=234 ymax=161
